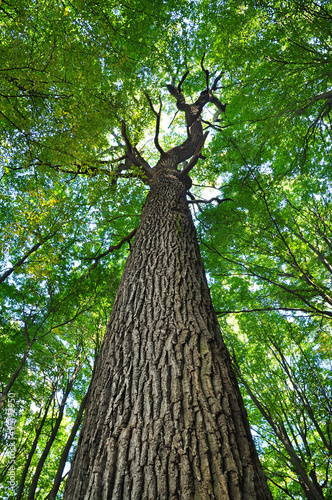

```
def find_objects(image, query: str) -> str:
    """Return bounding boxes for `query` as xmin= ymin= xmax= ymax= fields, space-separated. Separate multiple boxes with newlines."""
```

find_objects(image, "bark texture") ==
xmin=64 ymin=81 xmax=272 ymax=499
xmin=64 ymin=168 xmax=272 ymax=499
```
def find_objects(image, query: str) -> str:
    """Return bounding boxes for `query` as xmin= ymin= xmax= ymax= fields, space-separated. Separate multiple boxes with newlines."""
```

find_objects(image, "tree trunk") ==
xmin=45 ymin=382 xmax=91 ymax=500
xmin=27 ymin=359 xmax=82 ymax=500
xmin=232 ymin=355 xmax=324 ymax=500
xmin=0 ymin=340 xmax=32 ymax=413
xmin=16 ymin=388 xmax=56 ymax=500
xmin=63 ymin=165 xmax=272 ymax=499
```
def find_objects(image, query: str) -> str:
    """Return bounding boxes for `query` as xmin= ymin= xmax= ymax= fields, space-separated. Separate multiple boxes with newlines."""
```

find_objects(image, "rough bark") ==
xmin=64 ymin=82 xmax=272 ymax=499
xmin=63 ymin=171 xmax=271 ymax=499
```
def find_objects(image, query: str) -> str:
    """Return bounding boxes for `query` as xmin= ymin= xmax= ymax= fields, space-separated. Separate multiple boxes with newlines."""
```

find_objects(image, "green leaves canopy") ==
xmin=0 ymin=0 xmax=331 ymax=498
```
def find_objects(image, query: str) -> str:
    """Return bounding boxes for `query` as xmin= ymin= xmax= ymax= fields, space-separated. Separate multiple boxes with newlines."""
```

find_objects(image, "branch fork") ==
xmin=121 ymin=120 xmax=152 ymax=179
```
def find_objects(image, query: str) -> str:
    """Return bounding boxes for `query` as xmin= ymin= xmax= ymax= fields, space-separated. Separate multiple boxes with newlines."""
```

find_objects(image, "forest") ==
xmin=0 ymin=0 xmax=331 ymax=498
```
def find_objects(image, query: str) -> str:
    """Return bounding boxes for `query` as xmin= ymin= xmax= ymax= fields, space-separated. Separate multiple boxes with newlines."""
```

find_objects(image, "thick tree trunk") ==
xmin=64 ymin=165 xmax=272 ymax=499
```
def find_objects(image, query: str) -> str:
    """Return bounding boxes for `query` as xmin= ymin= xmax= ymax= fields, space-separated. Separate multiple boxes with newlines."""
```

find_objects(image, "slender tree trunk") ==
xmin=45 ymin=383 xmax=91 ymax=500
xmin=232 ymin=358 xmax=324 ymax=500
xmin=0 ymin=341 xmax=32 ymax=413
xmin=64 ymin=166 xmax=272 ymax=499
xmin=16 ymin=389 xmax=56 ymax=500
xmin=27 ymin=360 xmax=82 ymax=500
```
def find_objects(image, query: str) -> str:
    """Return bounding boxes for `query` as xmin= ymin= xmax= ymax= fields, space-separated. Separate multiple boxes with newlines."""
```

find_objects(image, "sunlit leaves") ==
xmin=1 ymin=0 xmax=332 ymax=497
xmin=222 ymin=312 xmax=332 ymax=497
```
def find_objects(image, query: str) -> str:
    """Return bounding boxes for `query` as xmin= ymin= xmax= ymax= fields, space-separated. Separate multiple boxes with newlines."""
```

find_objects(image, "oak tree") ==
xmin=63 ymin=74 xmax=272 ymax=499
xmin=0 ymin=0 xmax=331 ymax=498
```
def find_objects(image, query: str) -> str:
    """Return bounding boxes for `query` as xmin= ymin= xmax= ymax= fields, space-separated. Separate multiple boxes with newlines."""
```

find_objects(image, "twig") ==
xmin=168 ymin=109 xmax=179 ymax=128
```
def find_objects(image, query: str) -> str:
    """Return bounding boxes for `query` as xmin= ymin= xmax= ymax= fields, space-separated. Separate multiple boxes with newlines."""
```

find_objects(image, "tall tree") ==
xmin=1 ymin=0 xmax=331 ymax=497
xmin=63 ymin=75 xmax=272 ymax=499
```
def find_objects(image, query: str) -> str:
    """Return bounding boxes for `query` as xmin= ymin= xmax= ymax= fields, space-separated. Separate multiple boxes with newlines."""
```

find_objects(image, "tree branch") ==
xmin=0 ymin=232 xmax=57 ymax=285
xmin=142 ymin=89 xmax=164 ymax=155
xmin=121 ymin=121 xmax=152 ymax=178
xmin=177 ymin=69 xmax=189 ymax=92
xmin=86 ymin=227 xmax=138 ymax=276
xmin=211 ymin=72 xmax=223 ymax=91
xmin=201 ymin=53 xmax=210 ymax=90
xmin=215 ymin=307 xmax=314 ymax=316
xmin=187 ymin=196 xmax=233 ymax=205
xmin=179 ymin=131 xmax=209 ymax=176
xmin=157 ymin=70 xmax=227 ymax=173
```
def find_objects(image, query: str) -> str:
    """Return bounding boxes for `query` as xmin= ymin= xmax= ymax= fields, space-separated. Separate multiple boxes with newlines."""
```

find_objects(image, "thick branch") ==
xmin=295 ymin=89 xmax=332 ymax=115
xmin=201 ymin=53 xmax=210 ymax=90
xmin=177 ymin=69 xmax=189 ymax=92
xmin=179 ymin=131 xmax=209 ymax=176
xmin=211 ymin=72 xmax=223 ymax=91
xmin=162 ymin=71 xmax=226 ymax=171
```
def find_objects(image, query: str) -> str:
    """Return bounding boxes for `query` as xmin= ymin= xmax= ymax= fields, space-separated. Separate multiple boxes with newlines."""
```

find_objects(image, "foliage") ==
xmin=0 ymin=0 xmax=331 ymax=498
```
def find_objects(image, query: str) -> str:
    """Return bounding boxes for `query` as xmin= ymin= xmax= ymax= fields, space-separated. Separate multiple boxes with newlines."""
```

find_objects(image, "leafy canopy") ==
xmin=1 ymin=0 xmax=331 ymax=498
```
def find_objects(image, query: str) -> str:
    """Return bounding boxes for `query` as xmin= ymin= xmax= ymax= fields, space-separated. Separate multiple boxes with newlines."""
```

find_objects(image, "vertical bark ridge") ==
xmin=64 ymin=168 xmax=272 ymax=500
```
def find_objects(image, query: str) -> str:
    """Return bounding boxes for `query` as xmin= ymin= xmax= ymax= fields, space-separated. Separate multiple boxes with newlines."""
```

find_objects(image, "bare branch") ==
xmin=0 ymin=232 xmax=57 ymax=285
xmin=142 ymin=89 xmax=164 ymax=155
xmin=34 ymin=157 xmax=113 ymax=178
xmin=211 ymin=72 xmax=223 ymax=91
xmin=168 ymin=109 xmax=179 ymax=128
xmin=201 ymin=53 xmax=210 ymax=90
xmin=166 ymin=84 xmax=187 ymax=111
xmin=133 ymin=147 xmax=153 ymax=176
xmin=121 ymin=120 xmax=134 ymax=155
xmin=163 ymin=68 xmax=226 ymax=172
xmin=202 ymin=119 xmax=232 ymax=131
xmin=121 ymin=121 xmax=153 ymax=178
xmin=177 ymin=69 xmax=189 ymax=92
xmin=215 ymin=307 xmax=315 ymax=316
xmin=86 ymin=227 xmax=138 ymax=276
xmin=188 ymin=197 xmax=233 ymax=205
